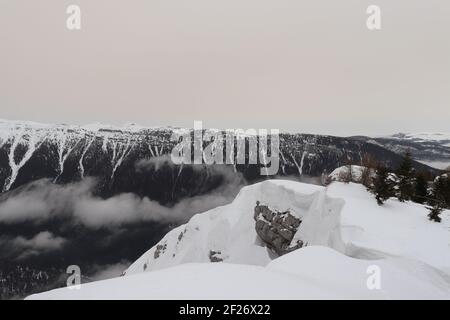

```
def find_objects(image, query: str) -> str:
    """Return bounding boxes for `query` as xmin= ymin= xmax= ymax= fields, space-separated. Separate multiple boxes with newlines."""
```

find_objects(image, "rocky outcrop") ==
xmin=253 ymin=201 xmax=304 ymax=256
xmin=154 ymin=243 xmax=167 ymax=259
xmin=209 ymin=250 xmax=224 ymax=262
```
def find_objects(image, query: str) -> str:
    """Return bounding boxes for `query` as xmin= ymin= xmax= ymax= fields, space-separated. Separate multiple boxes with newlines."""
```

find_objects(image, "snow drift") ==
xmin=27 ymin=246 xmax=449 ymax=300
xmin=28 ymin=180 xmax=450 ymax=299
xmin=125 ymin=180 xmax=345 ymax=273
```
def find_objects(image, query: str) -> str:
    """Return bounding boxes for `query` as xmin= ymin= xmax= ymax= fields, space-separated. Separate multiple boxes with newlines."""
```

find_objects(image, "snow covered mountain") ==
xmin=0 ymin=119 xmax=440 ymax=203
xmin=28 ymin=180 xmax=450 ymax=300
xmin=2 ymin=119 xmax=448 ymax=299
xmin=389 ymin=132 xmax=450 ymax=145
xmin=354 ymin=133 xmax=450 ymax=170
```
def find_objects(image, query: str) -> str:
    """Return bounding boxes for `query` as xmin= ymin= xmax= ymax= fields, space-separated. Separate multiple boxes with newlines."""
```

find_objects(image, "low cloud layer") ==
xmin=0 ymin=164 xmax=245 ymax=228
xmin=1 ymin=231 xmax=67 ymax=260
xmin=0 ymin=162 xmax=246 ymax=295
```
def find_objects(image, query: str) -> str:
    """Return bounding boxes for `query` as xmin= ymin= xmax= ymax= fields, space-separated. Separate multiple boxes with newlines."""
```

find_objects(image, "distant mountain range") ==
xmin=0 ymin=119 xmax=443 ymax=203
xmin=353 ymin=132 xmax=450 ymax=170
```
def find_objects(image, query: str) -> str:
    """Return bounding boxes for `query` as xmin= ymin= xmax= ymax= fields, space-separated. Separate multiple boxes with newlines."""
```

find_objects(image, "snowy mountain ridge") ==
xmin=0 ymin=118 xmax=172 ymax=134
xmin=3 ymin=119 xmax=449 ymax=144
xmin=0 ymin=118 xmax=441 ymax=196
xmin=0 ymin=118 xmax=176 ymax=193
xmin=386 ymin=132 xmax=450 ymax=145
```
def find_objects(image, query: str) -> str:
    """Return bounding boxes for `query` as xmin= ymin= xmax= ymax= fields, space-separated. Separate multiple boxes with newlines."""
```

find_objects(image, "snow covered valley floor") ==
xmin=28 ymin=180 xmax=450 ymax=300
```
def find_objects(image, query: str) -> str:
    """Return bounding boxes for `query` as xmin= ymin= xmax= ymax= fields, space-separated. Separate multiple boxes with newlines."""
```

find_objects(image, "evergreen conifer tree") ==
xmin=372 ymin=165 xmax=394 ymax=205
xmin=413 ymin=173 xmax=428 ymax=204
xmin=431 ymin=174 xmax=450 ymax=209
xmin=397 ymin=151 xmax=414 ymax=202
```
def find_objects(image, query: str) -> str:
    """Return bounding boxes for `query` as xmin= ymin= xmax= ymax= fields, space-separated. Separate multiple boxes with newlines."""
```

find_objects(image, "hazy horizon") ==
xmin=1 ymin=0 xmax=449 ymax=136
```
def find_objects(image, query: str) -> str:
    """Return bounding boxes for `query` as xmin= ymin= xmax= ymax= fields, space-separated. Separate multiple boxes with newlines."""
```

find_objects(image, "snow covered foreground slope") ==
xmin=27 ymin=246 xmax=449 ymax=300
xmin=29 ymin=180 xmax=450 ymax=299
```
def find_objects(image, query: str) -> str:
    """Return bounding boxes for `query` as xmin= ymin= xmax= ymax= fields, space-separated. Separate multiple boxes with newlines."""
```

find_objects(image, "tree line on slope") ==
xmin=345 ymin=152 xmax=450 ymax=223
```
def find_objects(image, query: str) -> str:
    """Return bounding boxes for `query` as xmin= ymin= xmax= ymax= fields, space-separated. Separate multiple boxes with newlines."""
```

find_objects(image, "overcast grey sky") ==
xmin=1 ymin=0 xmax=449 ymax=136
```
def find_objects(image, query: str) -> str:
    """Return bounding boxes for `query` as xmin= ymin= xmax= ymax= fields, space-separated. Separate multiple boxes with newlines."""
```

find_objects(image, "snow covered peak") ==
xmin=28 ymin=180 xmax=450 ymax=299
xmin=125 ymin=180 xmax=339 ymax=274
xmin=124 ymin=180 xmax=450 ymax=277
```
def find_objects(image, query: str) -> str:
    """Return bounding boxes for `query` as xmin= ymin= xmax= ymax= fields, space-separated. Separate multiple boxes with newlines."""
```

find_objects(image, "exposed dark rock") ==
xmin=254 ymin=202 xmax=303 ymax=256
xmin=177 ymin=228 xmax=187 ymax=244
xmin=154 ymin=243 xmax=167 ymax=259
xmin=209 ymin=250 xmax=223 ymax=262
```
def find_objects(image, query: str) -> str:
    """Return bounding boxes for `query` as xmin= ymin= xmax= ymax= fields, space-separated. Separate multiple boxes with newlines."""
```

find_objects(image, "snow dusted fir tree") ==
xmin=426 ymin=174 xmax=450 ymax=222
xmin=396 ymin=151 xmax=415 ymax=202
xmin=431 ymin=174 xmax=450 ymax=209
xmin=372 ymin=165 xmax=394 ymax=205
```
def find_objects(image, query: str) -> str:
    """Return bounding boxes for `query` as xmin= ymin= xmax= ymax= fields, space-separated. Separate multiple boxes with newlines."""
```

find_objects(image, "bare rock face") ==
xmin=154 ymin=242 xmax=167 ymax=259
xmin=254 ymin=201 xmax=304 ymax=256
xmin=209 ymin=250 xmax=224 ymax=262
